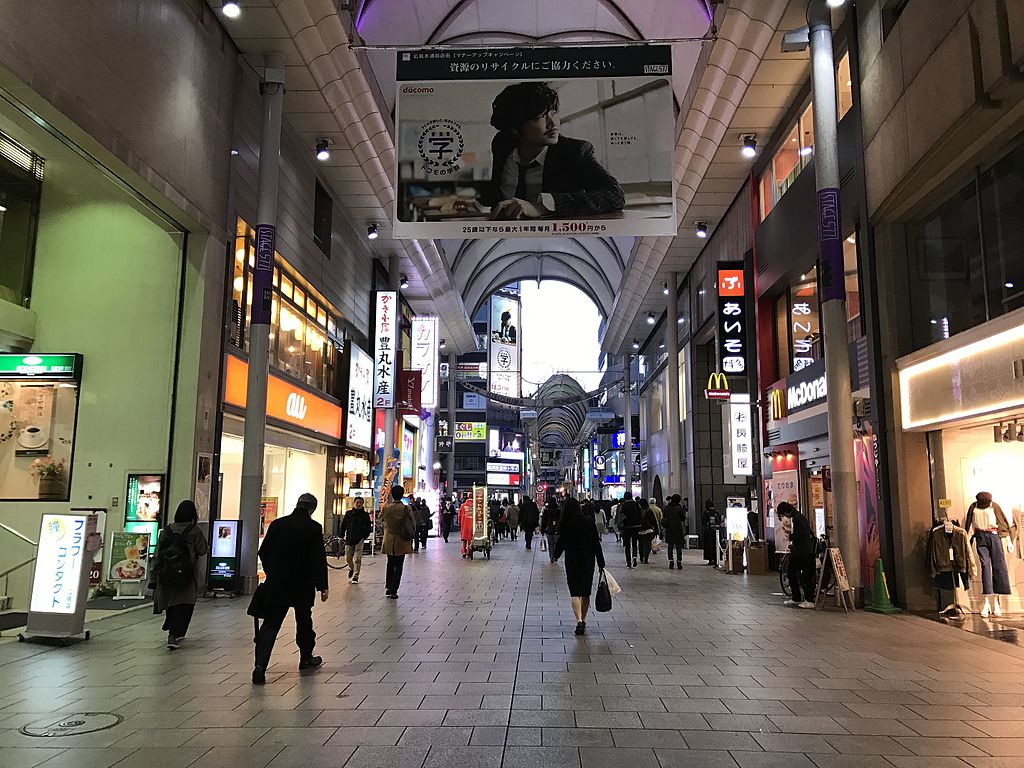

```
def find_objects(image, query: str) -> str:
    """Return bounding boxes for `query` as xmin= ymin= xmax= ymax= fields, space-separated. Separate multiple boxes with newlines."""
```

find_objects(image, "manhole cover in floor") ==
xmin=21 ymin=712 xmax=123 ymax=737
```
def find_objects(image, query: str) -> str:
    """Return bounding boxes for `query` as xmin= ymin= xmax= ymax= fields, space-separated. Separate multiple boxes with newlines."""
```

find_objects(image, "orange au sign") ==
xmin=224 ymin=355 xmax=343 ymax=440
xmin=704 ymin=371 xmax=731 ymax=402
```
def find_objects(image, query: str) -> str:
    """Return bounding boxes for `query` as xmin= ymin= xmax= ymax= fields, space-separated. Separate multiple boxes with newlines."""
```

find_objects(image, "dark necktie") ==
xmin=514 ymin=161 xmax=531 ymax=200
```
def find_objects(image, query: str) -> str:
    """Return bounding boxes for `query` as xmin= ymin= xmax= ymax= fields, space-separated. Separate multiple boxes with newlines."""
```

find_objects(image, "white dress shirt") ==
xmin=498 ymin=146 xmax=554 ymax=212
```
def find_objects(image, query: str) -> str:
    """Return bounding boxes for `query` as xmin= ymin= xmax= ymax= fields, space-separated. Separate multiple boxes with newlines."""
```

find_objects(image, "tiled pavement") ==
xmin=3 ymin=537 xmax=1024 ymax=768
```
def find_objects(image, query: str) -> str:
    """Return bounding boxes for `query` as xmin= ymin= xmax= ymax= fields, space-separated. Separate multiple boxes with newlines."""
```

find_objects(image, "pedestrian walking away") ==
xmin=338 ymin=496 xmax=372 ymax=583
xmin=551 ymin=496 xmax=606 ymax=636
xmin=520 ymin=495 xmax=540 ymax=550
xmin=638 ymin=498 xmax=658 ymax=564
xmin=701 ymin=499 xmax=720 ymax=567
xmin=150 ymin=500 xmax=209 ymax=650
xmin=618 ymin=494 xmax=643 ymax=568
xmin=413 ymin=497 xmax=432 ymax=551
xmin=505 ymin=498 xmax=520 ymax=540
xmin=777 ymin=501 xmax=816 ymax=608
xmin=251 ymin=493 xmax=329 ymax=684
xmin=662 ymin=494 xmax=687 ymax=570
xmin=541 ymin=498 xmax=561 ymax=562
xmin=381 ymin=485 xmax=416 ymax=597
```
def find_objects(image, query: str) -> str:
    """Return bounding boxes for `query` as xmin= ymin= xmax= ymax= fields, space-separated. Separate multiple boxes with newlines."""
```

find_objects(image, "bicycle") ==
xmin=779 ymin=526 xmax=833 ymax=599
xmin=324 ymin=533 xmax=346 ymax=570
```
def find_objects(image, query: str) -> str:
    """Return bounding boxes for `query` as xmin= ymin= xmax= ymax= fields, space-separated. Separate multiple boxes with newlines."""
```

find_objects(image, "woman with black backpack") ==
xmin=151 ymin=500 xmax=208 ymax=650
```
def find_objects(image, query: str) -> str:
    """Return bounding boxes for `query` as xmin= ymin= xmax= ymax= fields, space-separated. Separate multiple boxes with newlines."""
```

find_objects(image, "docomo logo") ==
xmin=402 ymin=86 xmax=435 ymax=94
xmin=285 ymin=392 xmax=308 ymax=420
xmin=787 ymin=375 xmax=827 ymax=411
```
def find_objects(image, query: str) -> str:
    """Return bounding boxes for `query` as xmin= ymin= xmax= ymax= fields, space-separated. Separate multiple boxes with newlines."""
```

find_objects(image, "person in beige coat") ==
xmin=380 ymin=484 xmax=415 ymax=599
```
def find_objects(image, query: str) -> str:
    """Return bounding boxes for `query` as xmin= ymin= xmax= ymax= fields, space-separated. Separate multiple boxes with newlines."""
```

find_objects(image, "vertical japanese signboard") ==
xmin=347 ymin=342 xmax=373 ymax=450
xmin=716 ymin=262 xmax=748 ymax=375
xmin=726 ymin=394 xmax=753 ymax=478
xmin=489 ymin=294 xmax=521 ymax=398
xmin=373 ymin=291 xmax=398 ymax=408
xmin=790 ymin=284 xmax=820 ymax=372
xmin=410 ymin=316 xmax=439 ymax=408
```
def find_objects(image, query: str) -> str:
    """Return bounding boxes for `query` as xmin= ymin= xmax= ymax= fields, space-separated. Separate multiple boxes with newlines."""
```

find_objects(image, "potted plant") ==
xmin=30 ymin=456 xmax=67 ymax=500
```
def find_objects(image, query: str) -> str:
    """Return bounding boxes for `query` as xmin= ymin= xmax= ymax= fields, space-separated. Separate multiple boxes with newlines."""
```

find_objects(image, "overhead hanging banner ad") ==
xmin=393 ymin=45 xmax=676 ymax=239
xmin=489 ymin=294 xmax=520 ymax=398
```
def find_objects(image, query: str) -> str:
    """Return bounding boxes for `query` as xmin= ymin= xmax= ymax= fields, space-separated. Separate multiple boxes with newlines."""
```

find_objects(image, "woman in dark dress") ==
xmin=552 ymin=497 xmax=606 ymax=636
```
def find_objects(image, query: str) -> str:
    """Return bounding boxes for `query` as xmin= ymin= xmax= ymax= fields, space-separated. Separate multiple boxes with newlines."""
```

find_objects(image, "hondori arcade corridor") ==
xmin=3 ymin=542 xmax=1024 ymax=768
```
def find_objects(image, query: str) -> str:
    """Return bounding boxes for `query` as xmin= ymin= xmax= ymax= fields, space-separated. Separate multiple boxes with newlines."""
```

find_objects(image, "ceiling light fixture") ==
xmin=663 ymin=281 xmax=669 ymax=295
xmin=799 ymin=146 xmax=813 ymax=156
xmin=826 ymin=0 xmax=847 ymax=7
xmin=846 ymin=234 xmax=856 ymax=244
xmin=1006 ymin=282 xmax=1015 ymax=289
xmin=315 ymin=138 xmax=331 ymax=161
xmin=366 ymin=224 xmax=379 ymax=240
xmin=741 ymin=135 xmax=757 ymax=159
xmin=400 ymin=274 xmax=409 ymax=290
xmin=631 ymin=339 xmax=640 ymax=350
xmin=230 ymin=148 xmax=239 ymax=156
xmin=646 ymin=312 xmax=656 ymax=325
xmin=695 ymin=221 xmax=708 ymax=238
xmin=439 ymin=338 xmax=446 ymax=350
xmin=221 ymin=1 xmax=242 ymax=18
xmin=0 ymin=204 xmax=6 ymax=213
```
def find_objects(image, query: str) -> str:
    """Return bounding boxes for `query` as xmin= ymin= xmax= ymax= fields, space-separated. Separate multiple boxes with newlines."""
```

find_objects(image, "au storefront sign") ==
xmin=0 ymin=353 xmax=80 ymax=379
xmin=224 ymin=355 xmax=343 ymax=440
xmin=716 ymin=262 xmax=748 ymax=375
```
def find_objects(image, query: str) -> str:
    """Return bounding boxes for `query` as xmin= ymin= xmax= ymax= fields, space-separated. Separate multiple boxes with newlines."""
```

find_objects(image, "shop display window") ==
xmin=229 ymin=217 xmax=344 ymax=397
xmin=0 ymin=354 xmax=81 ymax=501
xmin=836 ymin=52 xmax=854 ymax=120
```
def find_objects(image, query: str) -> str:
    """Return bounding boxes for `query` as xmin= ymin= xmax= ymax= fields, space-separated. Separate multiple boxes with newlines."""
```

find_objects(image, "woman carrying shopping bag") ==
xmin=551 ymin=497 xmax=605 ymax=636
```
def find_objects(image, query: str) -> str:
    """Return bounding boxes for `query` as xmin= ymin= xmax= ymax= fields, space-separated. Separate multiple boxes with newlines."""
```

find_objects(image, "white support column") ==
xmin=238 ymin=53 xmax=285 ymax=594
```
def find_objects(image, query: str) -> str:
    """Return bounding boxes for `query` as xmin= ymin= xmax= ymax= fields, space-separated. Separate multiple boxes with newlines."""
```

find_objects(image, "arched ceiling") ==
xmin=355 ymin=0 xmax=713 ymax=112
xmin=441 ymin=236 xmax=632 ymax=318
xmin=534 ymin=374 xmax=591 ymax=448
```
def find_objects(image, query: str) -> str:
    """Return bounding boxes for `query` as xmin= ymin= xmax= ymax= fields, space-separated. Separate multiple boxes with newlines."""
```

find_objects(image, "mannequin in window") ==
xmin=966 ymin=491 xmax=1014 ymax=617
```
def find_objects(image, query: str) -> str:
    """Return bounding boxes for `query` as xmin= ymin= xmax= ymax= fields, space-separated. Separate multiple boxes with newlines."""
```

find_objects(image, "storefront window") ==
xmin=980 ymin=145 xmax=1024 ymax=319
xmin=0 ymin=132 xmax=43 ymax=308
xmin=774 ymin=124 xmax=802 ymax=203
xmin=231 ymin=217 xmax=344 ymax=395
xmin=844 ymin=231 xmax=863 ymax=340
xmin=837 ymin=52 xmax=854 ymax=120
xmin=906 ymin=179 xmax=985 ymax=348
xmin=790 ymin=268 xmax=821 ymax=371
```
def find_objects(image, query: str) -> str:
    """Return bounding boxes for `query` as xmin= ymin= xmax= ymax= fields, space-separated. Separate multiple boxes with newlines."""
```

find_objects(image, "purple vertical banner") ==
xmin=817 ymin=187 xmax=846 ymax=302
xmin=251 ymin=224 xmax=276 ymax=326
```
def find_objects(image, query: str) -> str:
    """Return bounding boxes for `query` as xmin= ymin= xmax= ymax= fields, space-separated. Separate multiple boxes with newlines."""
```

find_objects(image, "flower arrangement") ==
xmin=30 ymin=456 xmax=66 ymax=480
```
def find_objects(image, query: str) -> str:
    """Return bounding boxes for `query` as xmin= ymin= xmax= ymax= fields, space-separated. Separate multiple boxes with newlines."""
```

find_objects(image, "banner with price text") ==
xmin=393 ymin=45 xmax=677 ymax=239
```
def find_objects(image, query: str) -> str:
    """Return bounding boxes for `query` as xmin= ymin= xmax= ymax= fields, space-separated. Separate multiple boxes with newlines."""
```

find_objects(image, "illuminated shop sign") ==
xmin=373 ymin=291 xmax=398 ymax=408
xmin=716 ymin=263 xmax=748 ymax=375
xmin=0 ymin=354 xmax=79 ymax=379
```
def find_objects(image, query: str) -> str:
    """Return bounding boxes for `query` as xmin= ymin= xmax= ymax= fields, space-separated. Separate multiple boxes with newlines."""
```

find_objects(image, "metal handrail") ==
xmin=0 ymin=557 xmax=35 ymax=581
xmin=0 ymin=522 xmax=36 ymax=547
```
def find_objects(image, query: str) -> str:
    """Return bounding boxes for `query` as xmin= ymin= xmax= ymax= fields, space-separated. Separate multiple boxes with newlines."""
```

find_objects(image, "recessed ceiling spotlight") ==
xmin=646 ymin=312 xmax=656 ymax=325
xmin=315 ymin=138 xmax=331 ymax=161
xmin=230 ymin=148 xmax=239 ymax=156
xmin=741 ymin=135 xmax=757 ymax=159
xmin=222 ymin=1 xmax=242 ymax=19
xmin=1006 ymin=282 xmax=1015 ymax=289
xmin=367 ymin=224 xmax=379 ymax=240
xmin=631 ymin=339 xmax=640 ymax=350
xmin=695 ymin=221 xmax=708 ymax=238
xmin=400 ymin=274 xmax=409 ymax=290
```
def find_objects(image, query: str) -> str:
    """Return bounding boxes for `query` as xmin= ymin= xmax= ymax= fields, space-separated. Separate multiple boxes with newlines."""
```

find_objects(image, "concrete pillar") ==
xmin=665 ymin=273 xmax=682 ymax=499
xmin=238 ymin=53 xmax=285 ymax=593
xmin=808 ymin=0 xmax=861 ymax=589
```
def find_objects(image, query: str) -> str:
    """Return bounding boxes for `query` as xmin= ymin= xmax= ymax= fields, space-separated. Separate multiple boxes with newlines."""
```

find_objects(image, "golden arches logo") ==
xmin=769 ymin=388 xmax=785 ymax=420
xmin=706 ymin=372 xmax=729 ymax=391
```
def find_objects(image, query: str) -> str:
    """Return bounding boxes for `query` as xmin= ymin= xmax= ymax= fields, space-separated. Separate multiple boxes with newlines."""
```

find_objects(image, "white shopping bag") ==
xmin=603 ymin=568 xmax=622 ymax=595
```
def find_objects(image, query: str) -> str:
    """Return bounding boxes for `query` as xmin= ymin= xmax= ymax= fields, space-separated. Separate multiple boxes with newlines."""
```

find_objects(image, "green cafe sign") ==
xmin=0 ymin=354 xmax=78 ymax=379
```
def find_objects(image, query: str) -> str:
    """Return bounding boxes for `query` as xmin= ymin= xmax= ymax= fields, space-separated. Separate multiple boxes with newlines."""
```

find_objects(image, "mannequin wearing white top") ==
xmin=966 ymin=492 xmax=1015 ymax=617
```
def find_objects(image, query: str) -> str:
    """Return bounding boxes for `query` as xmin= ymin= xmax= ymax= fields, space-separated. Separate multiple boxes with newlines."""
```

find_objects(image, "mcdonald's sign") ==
xmin=704 ymin=371 xmax=731 ymax=402
xmin=769 ymin=388 xmax=786 ymax=421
